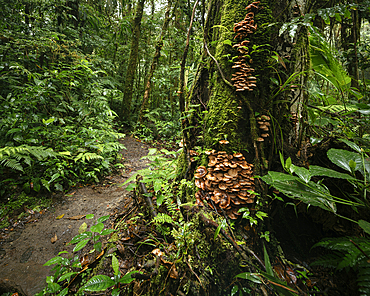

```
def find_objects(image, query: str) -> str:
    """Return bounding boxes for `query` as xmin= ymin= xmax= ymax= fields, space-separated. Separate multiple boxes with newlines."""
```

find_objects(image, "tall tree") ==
xmin=121 ymin=0 xmax=145 ymax=121
xmin=179 ymin=0 xmax=310 ymax=182
xmin=137 ymin=0 xmax=175 ymax=123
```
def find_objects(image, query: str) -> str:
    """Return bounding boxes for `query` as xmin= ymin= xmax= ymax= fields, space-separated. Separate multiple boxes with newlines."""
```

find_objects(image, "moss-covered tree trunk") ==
xmin=179 ymin=0 xmax=310 ymax=186
xmin=121 ymin=0 xmax=145 ymax=121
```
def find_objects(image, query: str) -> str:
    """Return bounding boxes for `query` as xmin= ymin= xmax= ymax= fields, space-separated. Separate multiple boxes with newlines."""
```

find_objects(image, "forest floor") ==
xmin=0 ymin=137 xmax=359 ymax=296
xmin=0 ymin=136 xmax=151 ymax=296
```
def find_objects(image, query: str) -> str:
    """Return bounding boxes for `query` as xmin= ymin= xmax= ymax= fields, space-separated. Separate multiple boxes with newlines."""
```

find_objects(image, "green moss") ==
xmin=175 ymin=150 xmax=188 ymax=179
xmin=109 ymin=232 xmax=119 ymax=242
xmin=202 ymin=0 xmax=275 ymax=157
xmin=204 ymin=0 xmax=250 ymax=152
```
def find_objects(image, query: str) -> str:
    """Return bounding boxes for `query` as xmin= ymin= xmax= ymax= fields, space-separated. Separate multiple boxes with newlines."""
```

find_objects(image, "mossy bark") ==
xmin=180 ymin=0 xmax=310 ymax=180
xmin=121 ymin=0 xmax=145 ymax=121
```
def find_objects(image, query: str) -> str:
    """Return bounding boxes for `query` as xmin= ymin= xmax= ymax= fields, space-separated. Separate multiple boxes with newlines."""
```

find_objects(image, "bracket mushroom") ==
xmin=194 ymin=151 xmax=256 ymax=219
xmin=232 ymin=1 xmax=260 ymax=92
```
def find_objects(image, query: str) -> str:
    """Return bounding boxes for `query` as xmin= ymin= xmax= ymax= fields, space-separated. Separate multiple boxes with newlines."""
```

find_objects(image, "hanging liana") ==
xmin=232 ymin=1 xmax=260 ymax=92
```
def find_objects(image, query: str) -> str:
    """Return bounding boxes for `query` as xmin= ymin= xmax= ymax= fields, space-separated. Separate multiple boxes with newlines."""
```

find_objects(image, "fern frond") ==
xmin=0 ymin=158 xmax=23 ymax=171
xmin=0 ymin=145 xmax=57 ymax=171
xmin=164 ymin=197 xmax=178 ymax=217
xmin=313 ymin=237 xmax=354 ymax=251
xmin=338 ymin=250 xmax=364 ymax=269
xmin=310 ymin=252 xmax=344 ymax=268
xmin=28 ymin=146 xmax=57 ymax=160
xmin=152 ymin=213 xmax=174 ymax=225
xmin=313 ymin=236 xmax=370 ymax=295
xmin=358 ymin=262 xmax=370 ymax=296
xmin=74 ymin=152 xmax=104 ymax=162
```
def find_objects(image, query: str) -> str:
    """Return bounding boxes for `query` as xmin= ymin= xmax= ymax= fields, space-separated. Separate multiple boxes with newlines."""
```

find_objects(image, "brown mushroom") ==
xmin=227 ymin=168 xmax=238 ymax=178
xmin=228 ymin=211 xmax=239 ymax=220
xmin=238 ymin=190 xmax=248 ymax=197
xmin=261 ymin=115 xmax=270 ymax=121
xmin=219 ymin=140 xmax=229 ymax=145
xmin=206 ymin=174 xmax=217 ymax=181
xmin=238 ymin=162 xmax=250 ymax=170
xmin=211 ymin=194 xmax=221 ymax=204
xmin=196 ymin=166 xmax=207 ymax=178
xmin=195 ymin=179 xmax=205 ymax=190
xmin=209 ymin=158 xmax=217 ymax=167
xmin=219 ymin=193 xmax=231 ymax=209
xmin=205 ymin=179 xmax=212 ymax=189
xmin=219 ymin=183 xmax=227 ymax=191
xmin=189 ymin=150 xmax=199 ymax=156
xmin=259 ymin=124 xmax=268 ymax=129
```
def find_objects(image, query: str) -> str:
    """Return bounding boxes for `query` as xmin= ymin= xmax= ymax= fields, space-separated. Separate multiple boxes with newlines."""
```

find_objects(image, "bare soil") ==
xmin=0 ymin=136 xmax=151 ymax=296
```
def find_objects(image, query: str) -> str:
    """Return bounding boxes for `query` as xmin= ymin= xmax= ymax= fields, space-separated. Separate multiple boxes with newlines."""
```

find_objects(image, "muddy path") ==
xmin=0 ymin=136 xmax=151 ymax=296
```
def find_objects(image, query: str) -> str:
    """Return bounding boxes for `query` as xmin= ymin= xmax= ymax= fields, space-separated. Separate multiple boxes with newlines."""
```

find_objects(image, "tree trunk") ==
xmin=179 ymin=0 xmax=310 ymax=182
xmin=137 ymin=0 xmax=175 ymax=123
xmin=121 ymin=0 xmax=145 ymax=121
xmin=350 ymin=6 xmax=360 ymax=89
xmin=341 ymin=1 xmax=360 ymax=89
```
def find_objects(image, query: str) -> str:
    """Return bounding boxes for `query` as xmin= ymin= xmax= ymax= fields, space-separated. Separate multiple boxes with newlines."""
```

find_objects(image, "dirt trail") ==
xmin=0 ymin=136 xmax=151 ymax=296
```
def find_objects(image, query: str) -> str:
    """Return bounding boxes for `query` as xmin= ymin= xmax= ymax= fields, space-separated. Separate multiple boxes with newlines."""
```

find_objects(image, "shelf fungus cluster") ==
xmin=194 ymin=151 xmax=256 ymax=219
xmin=256 ymin=115 xmax=270 ymax=142
xmin=232 ymin=1 xmax=260 ymax=92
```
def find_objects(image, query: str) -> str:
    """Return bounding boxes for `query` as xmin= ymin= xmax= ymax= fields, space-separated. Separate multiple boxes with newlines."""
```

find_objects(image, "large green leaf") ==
xmin=73 ymin=239 xmax=90 ymax=252
xmin=309 ymin=165 xmax=355 ymax=180
xmin=47 ymin=282 xmax=61 ymax=293
xmin=291 ymin=165 xmax=311 ymax=183
xmin=44 ymin=256 xmax=68 ymax=266
xmin=69 ymin=232 xmax=92 ymax=244
xmin=265 ymin=171 xmax=298 ymax=182
xmin=263 ymin=244 xmax=273 ymax=276
xmin=262 ymin=173 xmax=337 ymax=213
xmin=340 ymin=139 xmax=361 ymax=153
xmin=327 ymin=149 xmax=362 ymax=173
xmin=83 ymin=275 xmax=115 ymax=291
xmin=112 ymin=254 xmax=119 ymax=275
xmin=359 ymin=220 xmax=370 ymax=235
xmin=97 ymin=215 xmax=110 ymax=223
xmin=58 ymin=272 xmax=78 ymax=282
xmin=235 ymin=272 xmax=262 ymax=283
xmin=91 ymin=222 xmax=104 ymax=233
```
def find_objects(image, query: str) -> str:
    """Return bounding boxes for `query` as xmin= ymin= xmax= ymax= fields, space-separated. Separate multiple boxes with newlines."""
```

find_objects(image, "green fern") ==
xmin=0 ymin=158 xmax=23 ymax=171
xmin=74 ymin=152 xmax=104 ymax=162
xmin=358 ymin=260 xmax=370 ymax=295
xmin=0 ymin=145 xmax=58 ymax=171
xmin=163 ymin=197 xmax=178 ymax=217
xmin=152 ymin=213 xmax=174 ymax=225
xmin=312 ymin=237 xmax=370 ymax=295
